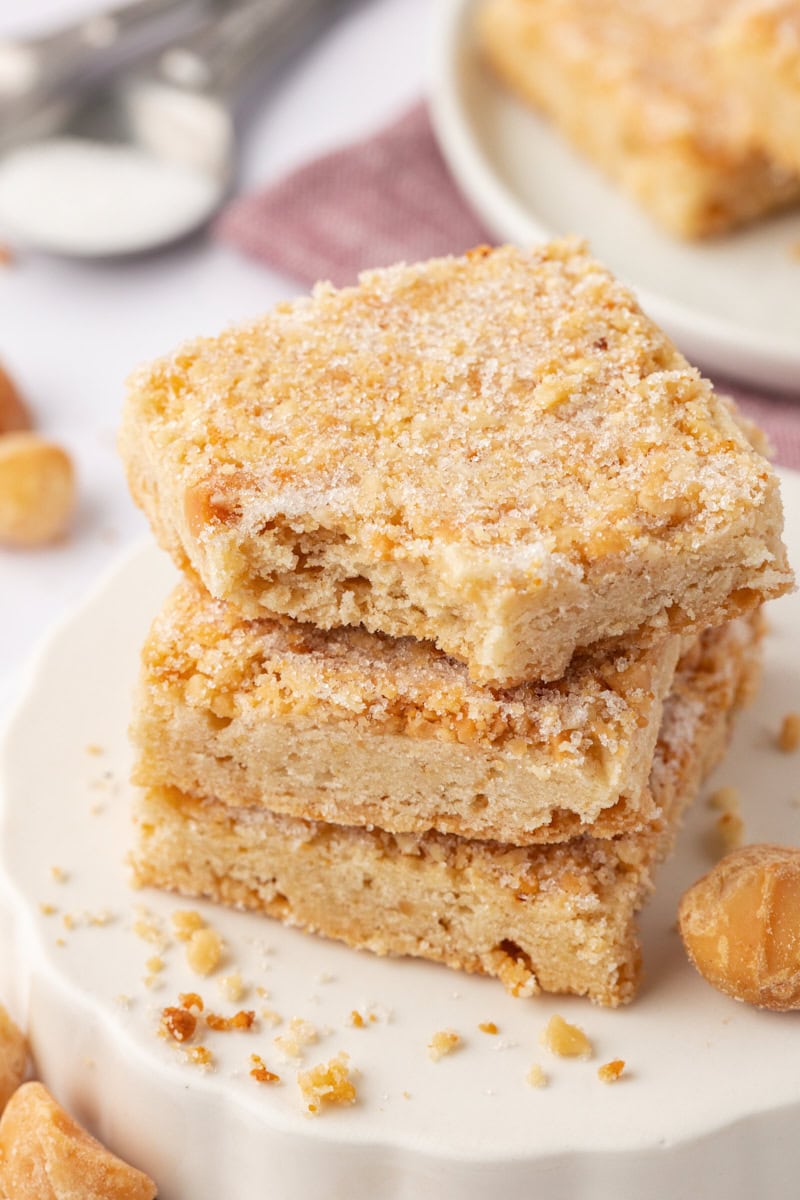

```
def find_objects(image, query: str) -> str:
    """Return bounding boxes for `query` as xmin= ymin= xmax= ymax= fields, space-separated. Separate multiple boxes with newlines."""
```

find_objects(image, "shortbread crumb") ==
xmin=186 ymin=927 xmax=222 ymax=976
xmin=526 ymin=1063 xmax=548 ymax=1088
xmin=708 ymin=786 xmax=741 ymax=813
xmin=218 ymin=973 xmax=245 ymax=1003
xmin=428 ymin=1030 xmax=461 ymax=1061
xmin=172 ymin=908 xmax=204 ymax=941
xmin=274 ymin=1017 xmax=318 ymax=1060
xmin=716 ymin=810 xmax=745 ymax=853
xmin=250 ymin=1053 xmax=280 ymax=1084
xmin=297 ymin=1053 xmax=357 ymax=1115
xmin=478 ymin=1022 xmax=499 ymax=1035
xmin=540 ymin=1014 xmax=592 ymax=1059
xmin=183 ymin=1045 xmax=213 ymax=1069
xmin=598 ymin=1059 xmax=626 ymax=1084
xmin=778 ymin=712 xmax=800 ymax=753
xmin=205 ymin=1010 xmax=255 ymax=1032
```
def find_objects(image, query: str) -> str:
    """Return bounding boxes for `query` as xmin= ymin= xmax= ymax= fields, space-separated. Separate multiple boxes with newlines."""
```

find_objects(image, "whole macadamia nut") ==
xmin=679 ymin=843 xmax=800 ymax=1011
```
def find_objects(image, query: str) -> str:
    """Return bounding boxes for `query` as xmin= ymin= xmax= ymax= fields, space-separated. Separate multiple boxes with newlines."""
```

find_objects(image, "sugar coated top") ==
xmin=129 ymin=240 xmax=771 ymax=572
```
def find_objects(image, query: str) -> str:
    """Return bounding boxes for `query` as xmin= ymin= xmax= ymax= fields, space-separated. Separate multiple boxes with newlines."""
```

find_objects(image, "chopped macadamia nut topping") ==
xmin=186 ymin=927 xmax=222 ymax=976
xmin=160 ymin=1006 xmax=197 ymax=1044
xmin=178 ymin=992 xmax=204 ymax=1012
xmin=598 ymin=1059 xmax=626 ymax=1083
xmin=205 ymin=1010 xmax=255 ymax=1033
xmin=132 ymin=907 xmax=169 ymax=951
xmin=297 ymin=1053 xmax=357 ymax=1115
xmin=778 ymin=712 xmax=800 ymax=752
xmin=526 ymin=1063 xmax=548 ymax=1088
xmin=250 ymin=1054 xmax=280 ymax=1084
xmin=427 ymin=1030 xmax=461 ymax=1061
xmin=540 ymin=1014 xmax=593 ymax=1059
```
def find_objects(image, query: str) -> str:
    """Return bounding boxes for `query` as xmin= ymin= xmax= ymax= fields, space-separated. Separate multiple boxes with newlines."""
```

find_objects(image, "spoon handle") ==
xmin=8 ymin=0 xmax=202 ymax=91
xmin=157 ymin=0 xmax=345 ymax=100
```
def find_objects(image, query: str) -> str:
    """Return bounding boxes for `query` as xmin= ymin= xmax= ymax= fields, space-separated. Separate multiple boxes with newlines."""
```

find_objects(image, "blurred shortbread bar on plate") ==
xmin=132 ymin=581 xmax=683 ymax=846
xmin=718 ymin=1 xmax=800 ymax=174
xmin=132 ymin=615 xmax=762 ymax=1007
xmin=477 ymin=0 xmax=800 ymax=237
xmin=120 ymin=242 xmax=791 ymax=686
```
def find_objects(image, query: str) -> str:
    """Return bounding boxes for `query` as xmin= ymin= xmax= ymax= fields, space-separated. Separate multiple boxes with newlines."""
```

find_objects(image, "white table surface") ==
xmin=0 ymin=0 xmax=429 ymax=715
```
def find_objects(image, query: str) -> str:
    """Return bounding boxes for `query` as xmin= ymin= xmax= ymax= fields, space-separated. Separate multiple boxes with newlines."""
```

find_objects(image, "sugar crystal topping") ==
xmin=131 ymin=240 xmax=769 ymax=571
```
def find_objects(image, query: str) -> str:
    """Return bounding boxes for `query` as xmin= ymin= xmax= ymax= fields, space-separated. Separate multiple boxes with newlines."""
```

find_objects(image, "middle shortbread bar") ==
xmin=132 ymin=581 xmax=683 ymax=846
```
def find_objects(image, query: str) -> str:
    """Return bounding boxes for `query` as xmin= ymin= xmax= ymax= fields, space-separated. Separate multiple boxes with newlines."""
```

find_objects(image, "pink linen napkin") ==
xmin=216 ymin=102 xmax=800 ymax=471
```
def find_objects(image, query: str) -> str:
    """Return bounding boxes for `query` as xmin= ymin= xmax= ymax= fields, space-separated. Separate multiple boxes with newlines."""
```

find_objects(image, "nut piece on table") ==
xmin=0 ymin=434 xmax=75 ymax=547
xmin=0 ymin=1081 xmax=156 ymax=1200
xmin=0 ymin=1005 xmax=27 ymax=1115
xmin=0 ymin=363 xmax=32 ymax=435
xmin=679 ymin=844 xmax=800 ymax=1011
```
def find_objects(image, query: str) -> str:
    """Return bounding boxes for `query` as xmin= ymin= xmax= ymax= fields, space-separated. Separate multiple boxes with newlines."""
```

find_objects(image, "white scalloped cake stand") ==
xmin=1 ymin=472 xmax=799 ymax=1200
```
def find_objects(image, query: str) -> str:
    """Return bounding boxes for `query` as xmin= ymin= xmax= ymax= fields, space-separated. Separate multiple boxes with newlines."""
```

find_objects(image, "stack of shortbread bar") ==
xmin=121 ymin=241 xmax=792 ymax=1005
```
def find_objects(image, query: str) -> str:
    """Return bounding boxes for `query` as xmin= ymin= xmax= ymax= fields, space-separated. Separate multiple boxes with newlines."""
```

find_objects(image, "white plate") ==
xmin=429 ymin=0 xmax=800 ymax=394
xmin=1 ymin=472 xmax=799 ymax=1200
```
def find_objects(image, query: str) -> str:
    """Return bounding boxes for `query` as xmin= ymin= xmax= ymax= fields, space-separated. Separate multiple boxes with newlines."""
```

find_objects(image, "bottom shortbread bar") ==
xmin=133 ymin=617 xmax=760 ymax=1006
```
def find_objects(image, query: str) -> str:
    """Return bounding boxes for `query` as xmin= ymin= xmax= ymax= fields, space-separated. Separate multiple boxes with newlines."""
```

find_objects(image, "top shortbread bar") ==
xmin=121 ymin=241 xmax=792 ymax=686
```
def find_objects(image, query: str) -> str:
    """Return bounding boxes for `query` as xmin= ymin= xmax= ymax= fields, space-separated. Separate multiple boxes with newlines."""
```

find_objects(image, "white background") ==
xmin=0 ymin=0 xmax=429 ymax=712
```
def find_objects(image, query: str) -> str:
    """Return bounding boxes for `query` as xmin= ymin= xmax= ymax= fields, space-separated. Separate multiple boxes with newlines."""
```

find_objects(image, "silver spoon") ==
xmin=0 ymin=0 xmax=209 ymax=153
xmin=0 ymin=0 xmax=341 ymax=257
